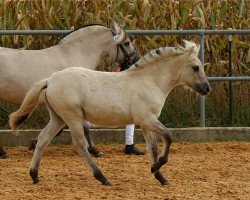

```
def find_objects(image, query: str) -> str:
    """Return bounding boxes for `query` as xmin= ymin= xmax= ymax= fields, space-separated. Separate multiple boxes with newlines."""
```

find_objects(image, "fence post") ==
xmin=228 ymin=33 xmax=233 ymax=125
xmin=199 ymin=32 xmax=206 ymax=127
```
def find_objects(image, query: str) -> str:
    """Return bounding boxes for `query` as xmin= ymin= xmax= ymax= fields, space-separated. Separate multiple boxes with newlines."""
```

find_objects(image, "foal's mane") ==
xmin=133 ymin=40 xmax=199 ymax=69
xmin=58 ymin=24 xmax=109 ymax=44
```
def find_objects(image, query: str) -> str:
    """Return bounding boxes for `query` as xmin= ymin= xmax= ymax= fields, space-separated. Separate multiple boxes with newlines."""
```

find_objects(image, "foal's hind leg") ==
xmin=29 ymin=108 xmax=66 ymax=184
xmin=68 ymin=120 xmax=111 ymax=186
xmin=83 ymin=121 xmax=103 ymax=157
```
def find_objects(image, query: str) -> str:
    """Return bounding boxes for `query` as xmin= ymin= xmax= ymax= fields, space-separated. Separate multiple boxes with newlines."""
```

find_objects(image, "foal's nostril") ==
xmin=204 ymin=84 xmax=211 ymax=94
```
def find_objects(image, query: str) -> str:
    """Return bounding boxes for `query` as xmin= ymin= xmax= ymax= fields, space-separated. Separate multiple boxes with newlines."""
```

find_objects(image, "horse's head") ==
xmin=178 ymin=40 xmax=211 ymax=96
xmin=111 ymin=22 xmax=140 ymax=71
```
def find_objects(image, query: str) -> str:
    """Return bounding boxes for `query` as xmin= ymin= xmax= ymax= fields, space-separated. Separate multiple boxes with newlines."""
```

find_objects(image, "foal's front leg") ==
xmin=143 ymin=129 xmax=170 ymax=185
xmin=142 ymin=117 xmax=173 ymax=185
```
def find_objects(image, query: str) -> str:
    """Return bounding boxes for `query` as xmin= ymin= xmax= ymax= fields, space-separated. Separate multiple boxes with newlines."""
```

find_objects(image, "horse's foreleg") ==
xmin=69 ymin=121 xmax=111 ymax=186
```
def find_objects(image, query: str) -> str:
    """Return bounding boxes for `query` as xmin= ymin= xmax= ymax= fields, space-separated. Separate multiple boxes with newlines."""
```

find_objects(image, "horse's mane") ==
xmin=58 ymin=24 xmax=109 ymax=44
xmin=133 ymin=40 xmax=199 ymax=69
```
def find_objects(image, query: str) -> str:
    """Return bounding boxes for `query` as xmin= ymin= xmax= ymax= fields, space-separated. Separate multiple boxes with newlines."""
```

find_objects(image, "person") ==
xmin=112 ymin=63 xmax=144 ymax=155
xmin=124 ymin=124 xmax=144 ymax=155
xmin=0 ymin=145 xmax=8 ymax=159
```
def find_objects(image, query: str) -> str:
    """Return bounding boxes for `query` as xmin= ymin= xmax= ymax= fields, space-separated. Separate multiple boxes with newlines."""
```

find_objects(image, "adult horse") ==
xmin=9 ymin=40 xmax=211 ymax=186
xmin=0 ymin=22 xmax=139 ymax=156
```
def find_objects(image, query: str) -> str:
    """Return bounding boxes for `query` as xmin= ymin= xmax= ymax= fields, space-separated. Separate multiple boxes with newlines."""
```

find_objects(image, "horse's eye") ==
xmin=123 ymin=41 xmax=130 ymax=46
xmin=192 ymin=66 xmax=199 ymax=72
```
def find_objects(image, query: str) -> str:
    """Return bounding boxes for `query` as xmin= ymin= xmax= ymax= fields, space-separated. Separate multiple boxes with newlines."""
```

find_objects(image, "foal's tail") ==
xmin=9 ymin=78 xmax=49 ymax=133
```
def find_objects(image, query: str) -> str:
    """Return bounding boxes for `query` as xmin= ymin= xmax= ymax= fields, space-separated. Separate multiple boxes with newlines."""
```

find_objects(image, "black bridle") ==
xmin=119 ymin=45 xmax=138 ymax=71
xmin=111 ymin=29 xmax=139 ymax=71
xmin=111 ymin=44 xmax=138 ymax=71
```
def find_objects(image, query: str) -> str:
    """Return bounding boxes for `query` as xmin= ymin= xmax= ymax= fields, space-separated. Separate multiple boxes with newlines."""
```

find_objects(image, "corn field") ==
xmin=0 ymin=0 xmax=249 ymax=128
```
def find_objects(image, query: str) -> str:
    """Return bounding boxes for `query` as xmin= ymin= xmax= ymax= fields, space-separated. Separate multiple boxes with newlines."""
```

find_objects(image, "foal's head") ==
xmin=178 ymin=40 xmax=211 ymax=95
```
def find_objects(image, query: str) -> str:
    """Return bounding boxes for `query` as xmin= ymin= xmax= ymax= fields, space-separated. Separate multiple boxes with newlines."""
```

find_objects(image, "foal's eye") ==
xmin=192 ymin=66 xmax=199 ymax=72
xmin=123 ymin=41 xmax=130 ymax=46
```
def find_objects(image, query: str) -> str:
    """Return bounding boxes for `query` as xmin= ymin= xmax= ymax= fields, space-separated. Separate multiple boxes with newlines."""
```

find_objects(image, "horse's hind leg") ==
xmin=0 ymin=145 xmax=8 ymax=159
xmin=68 ymin=120 xmax=111 ymax=186
xmin=29 ymin=107 xmax=66 ymax=184
xmin=29 ymin=123 xmax=104 ymax=158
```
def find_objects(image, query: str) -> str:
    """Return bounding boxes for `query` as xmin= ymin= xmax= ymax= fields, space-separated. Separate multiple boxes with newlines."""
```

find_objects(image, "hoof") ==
xmin=32 ymin=177 xmax=40 ymax=184
xmin=151 ymin=164 xmax=157 ymax=173
xmin=30 ymin=169 xmax=39 ymax=184
xmin=161 ymin=179 xmax=170 ymax=186
xmin=88 ymin=147 xmax=104 ymax=157
xmin=103 ymin=180 xmax=112 ymax=186
xmin=95 ymin=151 xmax=104 ymax=157
xmin=0 ymin=154 xmax=9 ymax=159
xmin=28 ymin=140 xmax=37 ymax=151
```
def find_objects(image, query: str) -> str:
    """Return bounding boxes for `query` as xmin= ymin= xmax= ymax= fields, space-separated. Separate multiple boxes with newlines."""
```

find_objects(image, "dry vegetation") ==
xmin=0 ymin=0 xmax=249 ymax=128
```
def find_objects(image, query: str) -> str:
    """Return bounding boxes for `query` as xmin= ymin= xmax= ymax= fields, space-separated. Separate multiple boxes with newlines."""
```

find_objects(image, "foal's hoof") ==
xmin=88 ymin=147 xmax=104 ymax=157
xmin=161 ymin=179 xmax=170 ymax=186
xmin=28 ymin=139 xmax=37 ymax=151
xmin=151 ymin=164 xmax=158 ymax=173
xmin=32 ymin=177 xmax=40 ymax=184
xmin=103 ymin=180 xmax=112 ymax=186
xmin=30 ymin=169 xmax=39 ymax=184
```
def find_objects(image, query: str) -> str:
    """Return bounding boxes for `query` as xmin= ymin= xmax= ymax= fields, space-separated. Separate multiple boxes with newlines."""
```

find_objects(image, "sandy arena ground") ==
xmin=0 ymin=142 xmax=249 ymax=200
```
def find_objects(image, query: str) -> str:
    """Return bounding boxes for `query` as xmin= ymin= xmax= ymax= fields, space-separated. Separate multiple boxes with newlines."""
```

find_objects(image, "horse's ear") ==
xmin=112 ymin=21 xmax=126 ymax=44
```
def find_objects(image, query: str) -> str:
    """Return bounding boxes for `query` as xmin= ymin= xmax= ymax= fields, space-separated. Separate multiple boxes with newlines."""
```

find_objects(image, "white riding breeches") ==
xmin=125 ymin=124 xmax=135 ymax=145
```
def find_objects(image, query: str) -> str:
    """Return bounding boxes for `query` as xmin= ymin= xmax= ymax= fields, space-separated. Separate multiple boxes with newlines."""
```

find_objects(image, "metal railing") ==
xmin=1 ymin=29 xmax=250 ymax=126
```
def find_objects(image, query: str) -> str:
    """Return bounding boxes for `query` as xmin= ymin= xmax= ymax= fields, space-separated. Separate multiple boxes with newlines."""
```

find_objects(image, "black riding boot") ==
xmin=0 ymin=146 xmax=8 ymax=159
xmin=124 ymin=144 xmax=145 ymax=155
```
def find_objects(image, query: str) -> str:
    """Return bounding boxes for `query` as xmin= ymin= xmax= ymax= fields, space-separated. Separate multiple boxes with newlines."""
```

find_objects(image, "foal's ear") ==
xmin=196 ymin=43 xmax=200 ymax=51
xmin=187 ymin=46 xmax=196 ymax=56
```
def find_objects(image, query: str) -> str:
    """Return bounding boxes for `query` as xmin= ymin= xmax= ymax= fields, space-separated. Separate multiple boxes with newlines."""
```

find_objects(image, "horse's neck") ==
xmin=55 ymin=30 xmax=113 ymax=69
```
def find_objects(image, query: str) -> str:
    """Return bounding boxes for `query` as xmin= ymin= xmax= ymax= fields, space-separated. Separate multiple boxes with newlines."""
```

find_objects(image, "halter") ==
xmin=111 ymin=30 xmax=138 ymax=71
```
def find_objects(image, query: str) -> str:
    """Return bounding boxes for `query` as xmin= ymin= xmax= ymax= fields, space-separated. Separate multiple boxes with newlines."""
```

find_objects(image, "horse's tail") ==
xmin=9 ymin=78 xmax=49 ymax=133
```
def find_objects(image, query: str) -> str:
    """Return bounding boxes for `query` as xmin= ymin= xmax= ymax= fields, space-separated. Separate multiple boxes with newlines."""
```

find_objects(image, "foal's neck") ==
xmin=145 ymin=57 xmax=183 ymax=97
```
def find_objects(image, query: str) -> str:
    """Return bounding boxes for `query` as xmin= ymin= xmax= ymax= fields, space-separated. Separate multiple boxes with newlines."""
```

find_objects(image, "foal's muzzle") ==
xmin=197 ymin=82 xmax=211 ymax=95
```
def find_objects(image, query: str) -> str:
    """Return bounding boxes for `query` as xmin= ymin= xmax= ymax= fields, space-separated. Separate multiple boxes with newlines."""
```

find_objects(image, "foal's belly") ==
xmin=84 ymin=109 xmax=132 ymax=127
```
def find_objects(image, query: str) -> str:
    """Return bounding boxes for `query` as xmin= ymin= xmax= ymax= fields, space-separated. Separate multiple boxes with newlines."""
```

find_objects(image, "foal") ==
xmin=10 ymin=40 xmax=211 ymax=186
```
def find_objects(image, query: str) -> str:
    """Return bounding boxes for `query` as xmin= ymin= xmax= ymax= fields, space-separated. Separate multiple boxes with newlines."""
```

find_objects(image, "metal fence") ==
xmin=1 ymin=29 xmax=250 ymax=126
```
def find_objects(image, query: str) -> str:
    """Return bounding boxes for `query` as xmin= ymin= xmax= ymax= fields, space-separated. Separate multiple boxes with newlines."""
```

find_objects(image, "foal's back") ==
xmin=46 ymin=67 xmax=141 ymax=126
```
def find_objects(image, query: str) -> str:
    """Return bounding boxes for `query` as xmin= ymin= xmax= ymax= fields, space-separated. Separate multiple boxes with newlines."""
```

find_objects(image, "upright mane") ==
xmin=59 ymin=24 xmax=109 ymax=44
xmin=133 ymin=40 xmax=199 ymax=69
